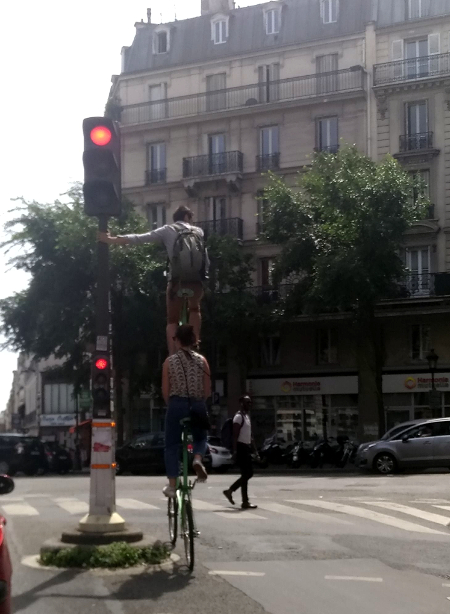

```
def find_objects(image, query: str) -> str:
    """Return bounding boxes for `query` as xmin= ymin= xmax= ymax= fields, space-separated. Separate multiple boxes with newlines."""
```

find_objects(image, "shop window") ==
xmin=317 ymin=328 xmax=338 ymax=364
xmin=411 ymin=324 xmax=430 ymax=360
xmin=260 ymin=335 xmax=281 ymax=366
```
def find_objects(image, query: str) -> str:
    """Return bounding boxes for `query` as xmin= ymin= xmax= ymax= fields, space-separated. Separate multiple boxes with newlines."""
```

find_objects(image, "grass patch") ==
xmin=40 ymin=541 xmax=170 ymax=569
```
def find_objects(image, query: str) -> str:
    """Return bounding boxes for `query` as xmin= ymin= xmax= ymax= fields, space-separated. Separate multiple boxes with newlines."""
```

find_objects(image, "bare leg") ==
xmin=169 ymin=477 xmax=177 ymax=488
xmin=166 ymin=323 xmax=177 ymax=356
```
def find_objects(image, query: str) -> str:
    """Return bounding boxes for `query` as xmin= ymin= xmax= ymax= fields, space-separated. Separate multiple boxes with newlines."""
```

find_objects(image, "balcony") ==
xmin=316 ymin=144 xmax=340 ymax=154
xmin=246 ymin=285 xmax=294 ymax=304
xmin=183 ymin=151 xmax=243 ymax=179
xmin=197 ymin=218 xmax=243 ymax=241
xmin=121 ymin=67 xmax=365 ymax=126
xmin=390 ymin=273 xmax=450 ymax=300
xmin=256 ymin=153 xmax=280 ymax=172
xmin=374 ymin=53 xmax=450 ymax=86
xmin=395 ymin=132 xmax=439 ymax=163
xmin=145 ymin=168 xmax=166 ymax=185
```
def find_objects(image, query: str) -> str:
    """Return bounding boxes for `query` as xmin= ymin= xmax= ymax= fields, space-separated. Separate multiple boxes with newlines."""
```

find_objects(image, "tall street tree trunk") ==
xmin=356 ymin=309 xmax=385 ymax=442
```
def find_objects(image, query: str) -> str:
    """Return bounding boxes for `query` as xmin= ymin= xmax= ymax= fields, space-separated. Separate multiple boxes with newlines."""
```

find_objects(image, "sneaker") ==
xmin=223 ymin=489 xmax=235 ymax=505
xmin=192 ymin=459 xmax=208 ymax=482
xmin=163 ymin=485 xmax=176 ymax=498
xmin=241 ymin=502 xmax=257 ymax=510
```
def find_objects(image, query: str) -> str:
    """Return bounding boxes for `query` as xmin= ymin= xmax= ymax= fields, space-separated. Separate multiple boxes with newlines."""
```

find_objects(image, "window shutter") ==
xmin=392 ymin=39 xmax=404 ymax=61
xmin=428 ymin=33 xmax=440 ymax=55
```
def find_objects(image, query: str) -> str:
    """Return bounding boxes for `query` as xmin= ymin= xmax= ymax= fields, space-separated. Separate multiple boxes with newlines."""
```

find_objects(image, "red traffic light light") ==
xmin=95 ymin=358 xmax=108 ymax=370
xmin=90 ymin=126 xmax=112 ymax=147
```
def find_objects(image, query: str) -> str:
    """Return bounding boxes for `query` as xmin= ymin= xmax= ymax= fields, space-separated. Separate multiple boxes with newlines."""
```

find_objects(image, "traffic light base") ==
xmin=78 ymin=512 xmax=126 ymax=533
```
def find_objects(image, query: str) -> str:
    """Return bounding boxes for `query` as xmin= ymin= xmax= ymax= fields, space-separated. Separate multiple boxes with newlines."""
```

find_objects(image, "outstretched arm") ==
xmin=98 ymin=231 xmax=130 ymax=245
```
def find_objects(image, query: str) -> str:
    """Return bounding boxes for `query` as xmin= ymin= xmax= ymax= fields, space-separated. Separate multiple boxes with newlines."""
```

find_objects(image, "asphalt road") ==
xmin=7 ymin=470 xmax=450 ymax=614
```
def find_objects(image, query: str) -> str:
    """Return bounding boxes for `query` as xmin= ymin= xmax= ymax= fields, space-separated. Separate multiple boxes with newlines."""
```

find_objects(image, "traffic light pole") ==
xmin=78 ymin=214 xmax=125 ymax=535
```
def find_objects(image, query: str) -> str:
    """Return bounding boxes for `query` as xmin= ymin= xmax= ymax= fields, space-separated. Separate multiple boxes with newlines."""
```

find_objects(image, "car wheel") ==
xmin=373 ymin=453 xmax=397 ymax=475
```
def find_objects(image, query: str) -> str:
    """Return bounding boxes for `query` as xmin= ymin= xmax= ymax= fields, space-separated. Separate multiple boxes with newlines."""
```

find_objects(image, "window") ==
xmin=148 ymin=83 xmax=167 ymax=120
xmin=260 ymin=336 xmax=281 ymax=367
xmin=147 ymin=143 xmax=166 ymax=184
xmin=411 ymin=324 xmax=431 ymax=360
xmin=321 ymin=0 xmax=339 ymax=24
xmin=205 ymin=197 xmax=227 ymax=235
xmin=400 ymin=34 xmax=441 ymax=79
xmin=208 ymin=133 xmax=226 ymax=174
xmin=258 ymin=63 xmax=280 ymax=103
xmin=260 ymin=257 xmax=275 ymax=286
xmin=407 ymin=0 xmax=427 ymax=19
xmin=409 ymin=169 xmax=430 ymax=205
xmin=317 ymin=117 xmax=339 ymax=153
xmin=206 ymin=73 xmax=226 ymax=112
xmin=43 ymin=383 xmax=75 ymax=415
xmin=317 ymin=328 xmax=338 ymax=365
xmin=265 ymin=8 xmax=280 ymax=34
xmin=212 ymin=18 xmax=228 ymax=44
xmin=155 ymin=31 xmax=168 ymax=54
xmin=259 ymin=126 xmax=280 ymax=170
xmin=257 ymin=195 xmax=269 ymax=233
xmin=147 ymin=203 xmax=166 ymax=230
xmin=316 ymin=54 xmax=338 ymax=93
xmin=406 ymin=247 xmax=431 ymax=295
xmin=405 ymin=101 xmax=429 ymax=150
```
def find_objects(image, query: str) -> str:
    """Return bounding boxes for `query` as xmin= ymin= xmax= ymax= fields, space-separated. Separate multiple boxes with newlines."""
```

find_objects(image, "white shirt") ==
xmin=234 ymin=412 xmax=252 ymax=445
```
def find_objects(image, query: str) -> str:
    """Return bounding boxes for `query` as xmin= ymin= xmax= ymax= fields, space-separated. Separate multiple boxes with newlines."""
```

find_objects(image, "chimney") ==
xmin=147 ymin=8 xmax=152 ymax=23
xmin=201 ymin=0 xmax=235 ymax=15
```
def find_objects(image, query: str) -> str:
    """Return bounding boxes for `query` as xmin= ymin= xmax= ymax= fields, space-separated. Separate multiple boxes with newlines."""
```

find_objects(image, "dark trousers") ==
xmin=229 ymin=442 xmax=253 ymax=504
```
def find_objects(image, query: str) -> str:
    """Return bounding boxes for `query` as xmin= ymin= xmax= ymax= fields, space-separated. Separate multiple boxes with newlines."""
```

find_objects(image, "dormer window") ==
xmin=265 ymin=8 xmax=280 ymax=34
xmin=408 ymin=0 xmax=426 ymax=19
xmin=154 ymin=29 xmax=169 ymax=54
xmin=321 ymin=0 xmax=339 ymax=24
xmin=211 ymin=17 xmax=229 ymax=44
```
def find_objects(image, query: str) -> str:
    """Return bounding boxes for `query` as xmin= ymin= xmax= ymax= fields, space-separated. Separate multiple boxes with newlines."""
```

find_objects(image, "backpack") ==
xmin=221 ymin=412 xmax=244 ymax=451
xmin=171 ymin=223 xmax=206 ymax=282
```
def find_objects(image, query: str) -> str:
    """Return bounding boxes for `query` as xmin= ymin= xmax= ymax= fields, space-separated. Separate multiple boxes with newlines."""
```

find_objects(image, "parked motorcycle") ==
xmin=337 ymin=439 xmax=358 ymax=468
xmin=285 ymin=441 xmax=311 ymax=468
xmin=258 ymin=435 xmax=290 ymax=468
xmin=310 ymin=436 xmax=357 ymax=469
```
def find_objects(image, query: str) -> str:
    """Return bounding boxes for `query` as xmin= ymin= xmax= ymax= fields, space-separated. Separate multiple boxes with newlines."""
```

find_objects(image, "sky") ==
xmin=0 ymin=0 xmax=263 ymax=413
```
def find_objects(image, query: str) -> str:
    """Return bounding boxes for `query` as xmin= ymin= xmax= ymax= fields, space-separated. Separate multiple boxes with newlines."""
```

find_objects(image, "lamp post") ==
xmin=427 ymin=348 xmax=439 ymax=390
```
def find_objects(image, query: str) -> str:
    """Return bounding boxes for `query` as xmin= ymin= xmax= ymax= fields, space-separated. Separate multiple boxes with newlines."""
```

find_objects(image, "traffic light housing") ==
xmin=83 ymin=117 xmax=121 ymax=217
xmin=92 ymin=354 xmax=111 ymax=411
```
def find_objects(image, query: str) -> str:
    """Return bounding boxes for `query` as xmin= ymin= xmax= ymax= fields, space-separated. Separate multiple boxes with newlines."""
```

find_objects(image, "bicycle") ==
xmin=168 ymin=416 xmax=197 ymax=571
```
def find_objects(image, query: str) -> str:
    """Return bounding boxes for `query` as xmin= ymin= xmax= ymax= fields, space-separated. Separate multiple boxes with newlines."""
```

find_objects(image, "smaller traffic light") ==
xmin=92 ymin=354 xmax=111 ymax=411
xmin=83 ymin=117 xmax=121 ymax=217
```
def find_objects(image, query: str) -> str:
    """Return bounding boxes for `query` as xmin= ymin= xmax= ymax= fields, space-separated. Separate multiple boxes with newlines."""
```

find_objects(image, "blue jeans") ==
xmin=165 ymin=396 xmax=208 ymax=479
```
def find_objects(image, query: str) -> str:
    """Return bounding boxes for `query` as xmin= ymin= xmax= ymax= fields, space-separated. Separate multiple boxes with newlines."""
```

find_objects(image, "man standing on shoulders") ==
xmin=223 ymin=395 xmax=258 ymax=510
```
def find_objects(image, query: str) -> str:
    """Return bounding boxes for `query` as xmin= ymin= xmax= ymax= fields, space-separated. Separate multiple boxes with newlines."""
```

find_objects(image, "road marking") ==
xmin=2 ymin=503 xmax=39 ymax=516
xmin=55 ymin=498 xmax=89 ymax=514
xmin=364 ymin=501 xmax=450 ymax=527
xmin=442 ymin=583 xmax=450 ymax=587
xmin=116 ymin=498 xmax=159 ymax=510
xmin=287 ymin=500 xmax=447 ymax=534
xmin=411 ymin=499 xmax=450 ymax=504
xmin=216 ymin=511 xmax=267 ymax=520
xmin=193 ymin=499 xmax=227 ymax=512
xmin=258 ymin=501 xmax=352 ymax=525
xmin=433 ymin=505 xmax=450 ymax=512
xmin=325 ymin=576 xmax=383 ymax=582
xmin=209 ymin=571 xmax=266 ymax=577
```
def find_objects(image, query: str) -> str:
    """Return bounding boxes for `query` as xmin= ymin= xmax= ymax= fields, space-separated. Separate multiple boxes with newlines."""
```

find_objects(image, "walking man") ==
xmin=223 ymin=395 xmax=258 ymax=510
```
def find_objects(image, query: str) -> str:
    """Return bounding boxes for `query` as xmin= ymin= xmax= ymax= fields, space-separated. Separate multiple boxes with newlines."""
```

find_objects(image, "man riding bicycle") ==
xmin=98 ymin=205 xmax=209 ymax=355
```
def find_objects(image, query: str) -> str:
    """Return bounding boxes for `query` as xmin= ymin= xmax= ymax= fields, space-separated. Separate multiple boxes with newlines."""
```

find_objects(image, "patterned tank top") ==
xmin=168 ymin=350 xmax=205 ymax=399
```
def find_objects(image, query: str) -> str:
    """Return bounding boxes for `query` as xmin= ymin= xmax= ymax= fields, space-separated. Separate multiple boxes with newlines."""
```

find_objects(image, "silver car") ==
xmin=356 ymin=418 xmax=450 ymax=475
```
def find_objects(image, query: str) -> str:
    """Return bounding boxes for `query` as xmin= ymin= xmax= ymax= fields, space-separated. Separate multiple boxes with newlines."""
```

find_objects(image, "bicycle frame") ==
xmin=176 ymin=424 xmax=191 ymax=515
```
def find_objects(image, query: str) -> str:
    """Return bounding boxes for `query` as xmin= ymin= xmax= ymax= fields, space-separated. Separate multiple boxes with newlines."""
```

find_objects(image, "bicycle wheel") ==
xmin=168 ymin=497 xmax=178 ymax=546
xmin=181 ymin=498 xmax=195 ymax=571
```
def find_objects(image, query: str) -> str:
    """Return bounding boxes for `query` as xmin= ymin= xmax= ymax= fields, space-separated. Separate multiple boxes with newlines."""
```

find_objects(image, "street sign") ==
xmin=79 ymin=390 xmax=91 ymax=409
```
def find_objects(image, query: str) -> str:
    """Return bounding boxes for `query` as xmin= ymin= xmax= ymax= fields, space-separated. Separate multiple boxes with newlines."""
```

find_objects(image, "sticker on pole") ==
xmin=96 ymin=336 xmax=108 ymax=351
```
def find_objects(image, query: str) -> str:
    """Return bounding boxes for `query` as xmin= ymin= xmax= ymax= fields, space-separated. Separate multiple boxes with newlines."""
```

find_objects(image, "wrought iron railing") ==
xmin=121 ymin=67 xmax=365 ymax=125
xmin=197 ymin=218 xmax=243 ymax=240
xmin=256 ymin=153 xmax=280 ymax=172
xmin=246 ymin=285 xmax=294 ymax=303
xmin=183 ymin=151 xmax=243 ymax=179
xmin=145 ymin=168 xmax=167 ymax=185
xmin=374 ymin=52 xmax=450 ymax=86
xmin=399 ymin=132 xmax=433 ymax=152
xmin=394 ymin=273 xmax=450 ymax=299
xmin=316 ymin=144 xmax=340 ymax=154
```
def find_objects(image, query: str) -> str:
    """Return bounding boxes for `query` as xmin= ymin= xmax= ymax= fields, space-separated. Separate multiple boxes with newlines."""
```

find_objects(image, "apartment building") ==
xmin=111 ymin=0 xmax=450 ymax=442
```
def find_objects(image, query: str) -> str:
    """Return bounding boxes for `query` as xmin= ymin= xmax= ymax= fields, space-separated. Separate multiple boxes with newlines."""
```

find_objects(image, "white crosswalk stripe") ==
xmin=116 ymin=498 xmax=159 ymax=510
xmin=54 ymin=498 xmax=89 ymax=515
xmin=257 ymin=501 xmax=352 ymax=525
xmin=287 ymin=499 xmax=447 ymax=535
xmin=363 ymin=501 xmax=450 ymax=527
xmin=2 ymin=502 xmax=39 ymax=516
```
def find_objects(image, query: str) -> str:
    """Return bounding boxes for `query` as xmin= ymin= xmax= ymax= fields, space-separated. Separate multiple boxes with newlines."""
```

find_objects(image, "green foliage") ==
xmin=40 ymin=541 xmax=170 ymax=569
xmin=263 ymin=146 xmax=428 ymax=315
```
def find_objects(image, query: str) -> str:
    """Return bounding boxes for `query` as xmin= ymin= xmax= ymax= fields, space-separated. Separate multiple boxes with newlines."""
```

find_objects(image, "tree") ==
xmin=0 ymin=184 xmax=167 ymax=443
xmin=263 ymin=146 xmax=428 ymax=439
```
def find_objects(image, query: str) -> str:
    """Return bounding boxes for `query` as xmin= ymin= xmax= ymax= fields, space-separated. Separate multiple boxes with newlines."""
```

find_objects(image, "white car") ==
xmin=207 ymin=437 xmax=233 ymax=472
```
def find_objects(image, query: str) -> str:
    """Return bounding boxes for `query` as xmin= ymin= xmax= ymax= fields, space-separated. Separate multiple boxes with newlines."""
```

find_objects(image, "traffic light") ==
xmin=83 ymin=117 xmax=121 ymax=217
xmin=92 ymin=354 xmax=111 ymax=410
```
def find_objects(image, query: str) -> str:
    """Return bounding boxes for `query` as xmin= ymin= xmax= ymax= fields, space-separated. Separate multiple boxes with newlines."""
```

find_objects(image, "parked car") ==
xmin=0 ymin=435 xmax=48 ymax=476
xmin=44 ymin=443 xmax=73 ymax=475
xmin=207 ymin=436 xmax=233 ymax=472
xmin=0 ymin=475 xmax=15 ymax=614
xmin=356 ymin=417 xmax=450 ymax=474
xmin=116 ymin=432 xmax=212 ymax=475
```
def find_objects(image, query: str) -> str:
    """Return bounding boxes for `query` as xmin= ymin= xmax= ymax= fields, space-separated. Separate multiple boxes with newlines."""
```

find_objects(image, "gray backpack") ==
xmin=171 ymin=223 xmax=206 ymax=282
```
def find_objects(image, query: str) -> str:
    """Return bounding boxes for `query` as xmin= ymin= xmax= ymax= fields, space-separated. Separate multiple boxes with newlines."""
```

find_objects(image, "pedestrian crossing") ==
xmin=3 ymin=494 xmax=450 ymax=537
